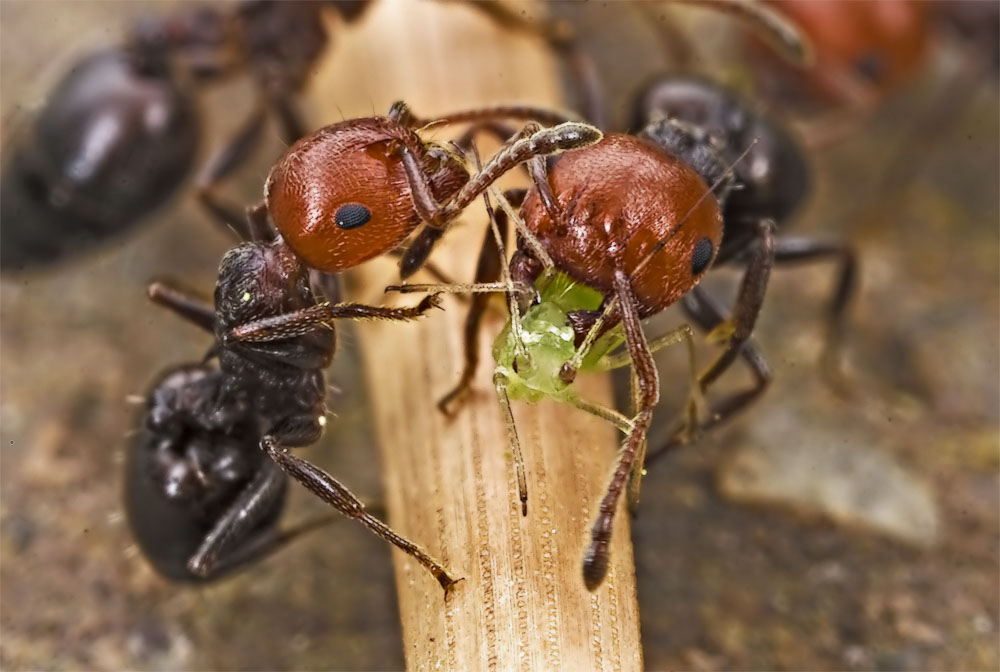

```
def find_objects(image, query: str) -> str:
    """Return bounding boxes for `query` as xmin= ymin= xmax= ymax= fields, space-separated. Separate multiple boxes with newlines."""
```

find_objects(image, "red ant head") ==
xmin=265 ymin=117 xmax=468 ymax=273
xmin=761 ymin=0 xmax=930 ymax=105
xmin=522 ymin=134 xmax=723 ymax=317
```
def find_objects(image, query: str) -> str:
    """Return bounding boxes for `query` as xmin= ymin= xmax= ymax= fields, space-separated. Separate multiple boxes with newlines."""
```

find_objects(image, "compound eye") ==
xmin=691 ymin=237 xmax=714 ymax=276
xmin=335 ymin=203 xmax=372 ymax=230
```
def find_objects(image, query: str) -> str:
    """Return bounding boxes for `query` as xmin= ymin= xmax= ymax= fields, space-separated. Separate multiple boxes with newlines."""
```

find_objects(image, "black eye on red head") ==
xmin=335 ymin=203 xmax=371 ymax=230
xmin=691 ymin=237 xmax=714 ymax=276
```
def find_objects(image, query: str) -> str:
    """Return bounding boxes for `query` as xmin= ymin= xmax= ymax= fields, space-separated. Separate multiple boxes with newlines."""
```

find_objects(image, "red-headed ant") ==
xmin=134 ymin=216 xmax=459 ymax=588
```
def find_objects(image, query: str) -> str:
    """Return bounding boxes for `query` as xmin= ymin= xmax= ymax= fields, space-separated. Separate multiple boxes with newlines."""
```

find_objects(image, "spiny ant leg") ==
xmin=772 ymin=236 xmax=857 ymax=390
xmin=225 ymin=294 xmax=442 ymax=344
xmin=261 ymin=434 xmax=460 ymax=591
xmin=582 ymin=270 xmax=659 ymax=591
xmin=396 ymin=121 xmax=601 ymax=277
xmin=147 ymin=281 xmax=215 ymax=332
xmin=187 ymin=460 xmax=287 ymax=577
xmin=196 ymin=106 xmax=269 ymax=240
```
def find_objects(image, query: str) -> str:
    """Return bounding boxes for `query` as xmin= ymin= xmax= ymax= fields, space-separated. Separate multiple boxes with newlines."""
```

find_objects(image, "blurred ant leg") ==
xmin=456 ymin=1 xmax=606 ymax=127
xmin=634 ymin=3 xmax=699 ymax=68
xmin=266 ymin=89 xmax=308 ymax=145
xmin=644 ymin=286 xmax=773 ymax=467
xmin=244 ymin=201 xmax=275 ymax=242
xmin=771 ymin=236 xmax=857 ymax=388
xmin=261 ymin=426 xmax=460 ymax=591
xmin=146 ymin=281 xmax=215 ymax=332
xmin=674 ymin=0 xmax=813 ymax=66
xmin=398 ymin=102 xmax=582 ymax=129
xmin=699 ymin=218 xmax=775 ymax=390
xmin=437 ymin=203 xmax=510 ymax=415
xmin=494 ymin=374 xmax=529 ymax=516
xmin=196 ymin=106 xmax=269 ymax=240
xmin=204 ymin=512 xmax=344 ymax=578
xmin=226 ymin=294 xmax=442 ymax=344
xmin=187 ymin=460 xmax=287 ymax=577
xmin=582 ymin=270 xmax=659 ymax=591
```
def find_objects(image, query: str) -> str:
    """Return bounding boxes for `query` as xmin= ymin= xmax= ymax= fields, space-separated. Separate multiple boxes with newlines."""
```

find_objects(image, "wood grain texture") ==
xmin=309 ymin=2 xmax=642 ymax=669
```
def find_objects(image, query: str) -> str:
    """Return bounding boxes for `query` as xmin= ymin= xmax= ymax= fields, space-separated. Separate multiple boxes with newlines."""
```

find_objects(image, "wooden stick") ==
xmin=310 ymin=2 xmax=642 ymax=669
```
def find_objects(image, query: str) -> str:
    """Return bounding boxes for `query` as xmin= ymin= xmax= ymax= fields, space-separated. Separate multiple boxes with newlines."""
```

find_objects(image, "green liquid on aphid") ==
xmin=492 ymin=271 xmax=623 ymax=404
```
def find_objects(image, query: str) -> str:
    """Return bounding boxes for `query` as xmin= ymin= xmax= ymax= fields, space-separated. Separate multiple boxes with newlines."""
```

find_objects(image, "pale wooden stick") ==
xmin=310 ymin=2 xmax=642 ymax=669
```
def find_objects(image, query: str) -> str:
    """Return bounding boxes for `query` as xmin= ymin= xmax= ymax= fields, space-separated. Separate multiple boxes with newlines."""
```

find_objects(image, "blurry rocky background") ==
xmin=1 ymin=2 xmax=996 ymax=670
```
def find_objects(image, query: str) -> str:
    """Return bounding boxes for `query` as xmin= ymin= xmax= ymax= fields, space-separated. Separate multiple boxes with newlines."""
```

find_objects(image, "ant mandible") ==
xmin=138 ymin=213 xmax=458 ymax=589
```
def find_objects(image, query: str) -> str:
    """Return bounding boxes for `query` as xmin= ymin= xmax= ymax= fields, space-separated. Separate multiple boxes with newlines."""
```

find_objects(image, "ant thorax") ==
xmin=492 ymin=271 xmax=622 ymax=404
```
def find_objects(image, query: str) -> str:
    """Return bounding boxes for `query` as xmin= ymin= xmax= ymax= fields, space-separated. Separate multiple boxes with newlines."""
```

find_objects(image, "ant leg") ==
xmin=673 ymin=0 xmax=812 ymax=66
xmin=196 ymin=106 xmax=269 ymax=240
xmin=583 ymin=270 xmax=659 ymax=591
xmin=771 ymin=236 xmax=857 ymax=390
xmin=261 ymin=423 xmax=460 ymax=592
xmin=699 ymin=218 xmax=775 ymax=391
xmin=187 ymin=460 xmax=287 ymax=577
xmin=645 ymin=286 xmax=773 ymax=466
xmin=224 ymin=294 xmax=442 ymax=344
xmin=494 ymin=374 xmax=529 ymax=516
xmin=267 ymin=90 xmax=307 ymax=146
xmin=146 ymin=281 xmax=214 ymax=332
xmin=437 ymin=204 xmax=510 ymax=415
xmin=396 ymin=121 xmax=601 ymax=277
xmin=594 ymin=324 xmax=702 ymax=511
xmin=202 ymin=512 xmax=343 ymax=579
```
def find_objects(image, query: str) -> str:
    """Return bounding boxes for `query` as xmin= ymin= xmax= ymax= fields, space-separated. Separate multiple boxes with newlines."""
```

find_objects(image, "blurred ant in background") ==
xmin=1 ymin=1 xmax=364 ymax=272
xmin=745 ymin=0 xmax=998 ymax=191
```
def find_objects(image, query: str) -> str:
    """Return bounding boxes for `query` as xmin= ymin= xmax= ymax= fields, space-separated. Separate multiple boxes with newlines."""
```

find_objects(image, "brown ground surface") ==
xmin=1 ymin=3 xmax=997 ymax=670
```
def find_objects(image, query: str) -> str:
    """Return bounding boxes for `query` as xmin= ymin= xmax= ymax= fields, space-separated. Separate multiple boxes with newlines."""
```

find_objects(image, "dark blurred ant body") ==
xmin=1 ymin=0 xmax=352 ymax=271
xmin=127 ymin=361 xmax=327 ymax=581
xmin=135 ymin=216 xmax=461 ymax=588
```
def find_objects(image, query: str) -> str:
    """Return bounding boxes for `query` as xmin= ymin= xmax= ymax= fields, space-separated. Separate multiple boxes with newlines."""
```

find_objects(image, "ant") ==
xmin=1 ymin=1 xmax=349 ymax=272
xmin=136 ymin=215 xmax=459 ymax=588
xmin=126 ymin=361 xmax=339 ymax=581
xmin=743 ymin=0 xmax=998 ymax=166
xmin=390 ymin=71 xmax=861 ymax=590
xmin=389 ymin=117 xmax=752 ymax=591
xmin=629 ymin=74 xmax=857 ymax=409
xmin=129 ymin=96 xmax=602 ymax=588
